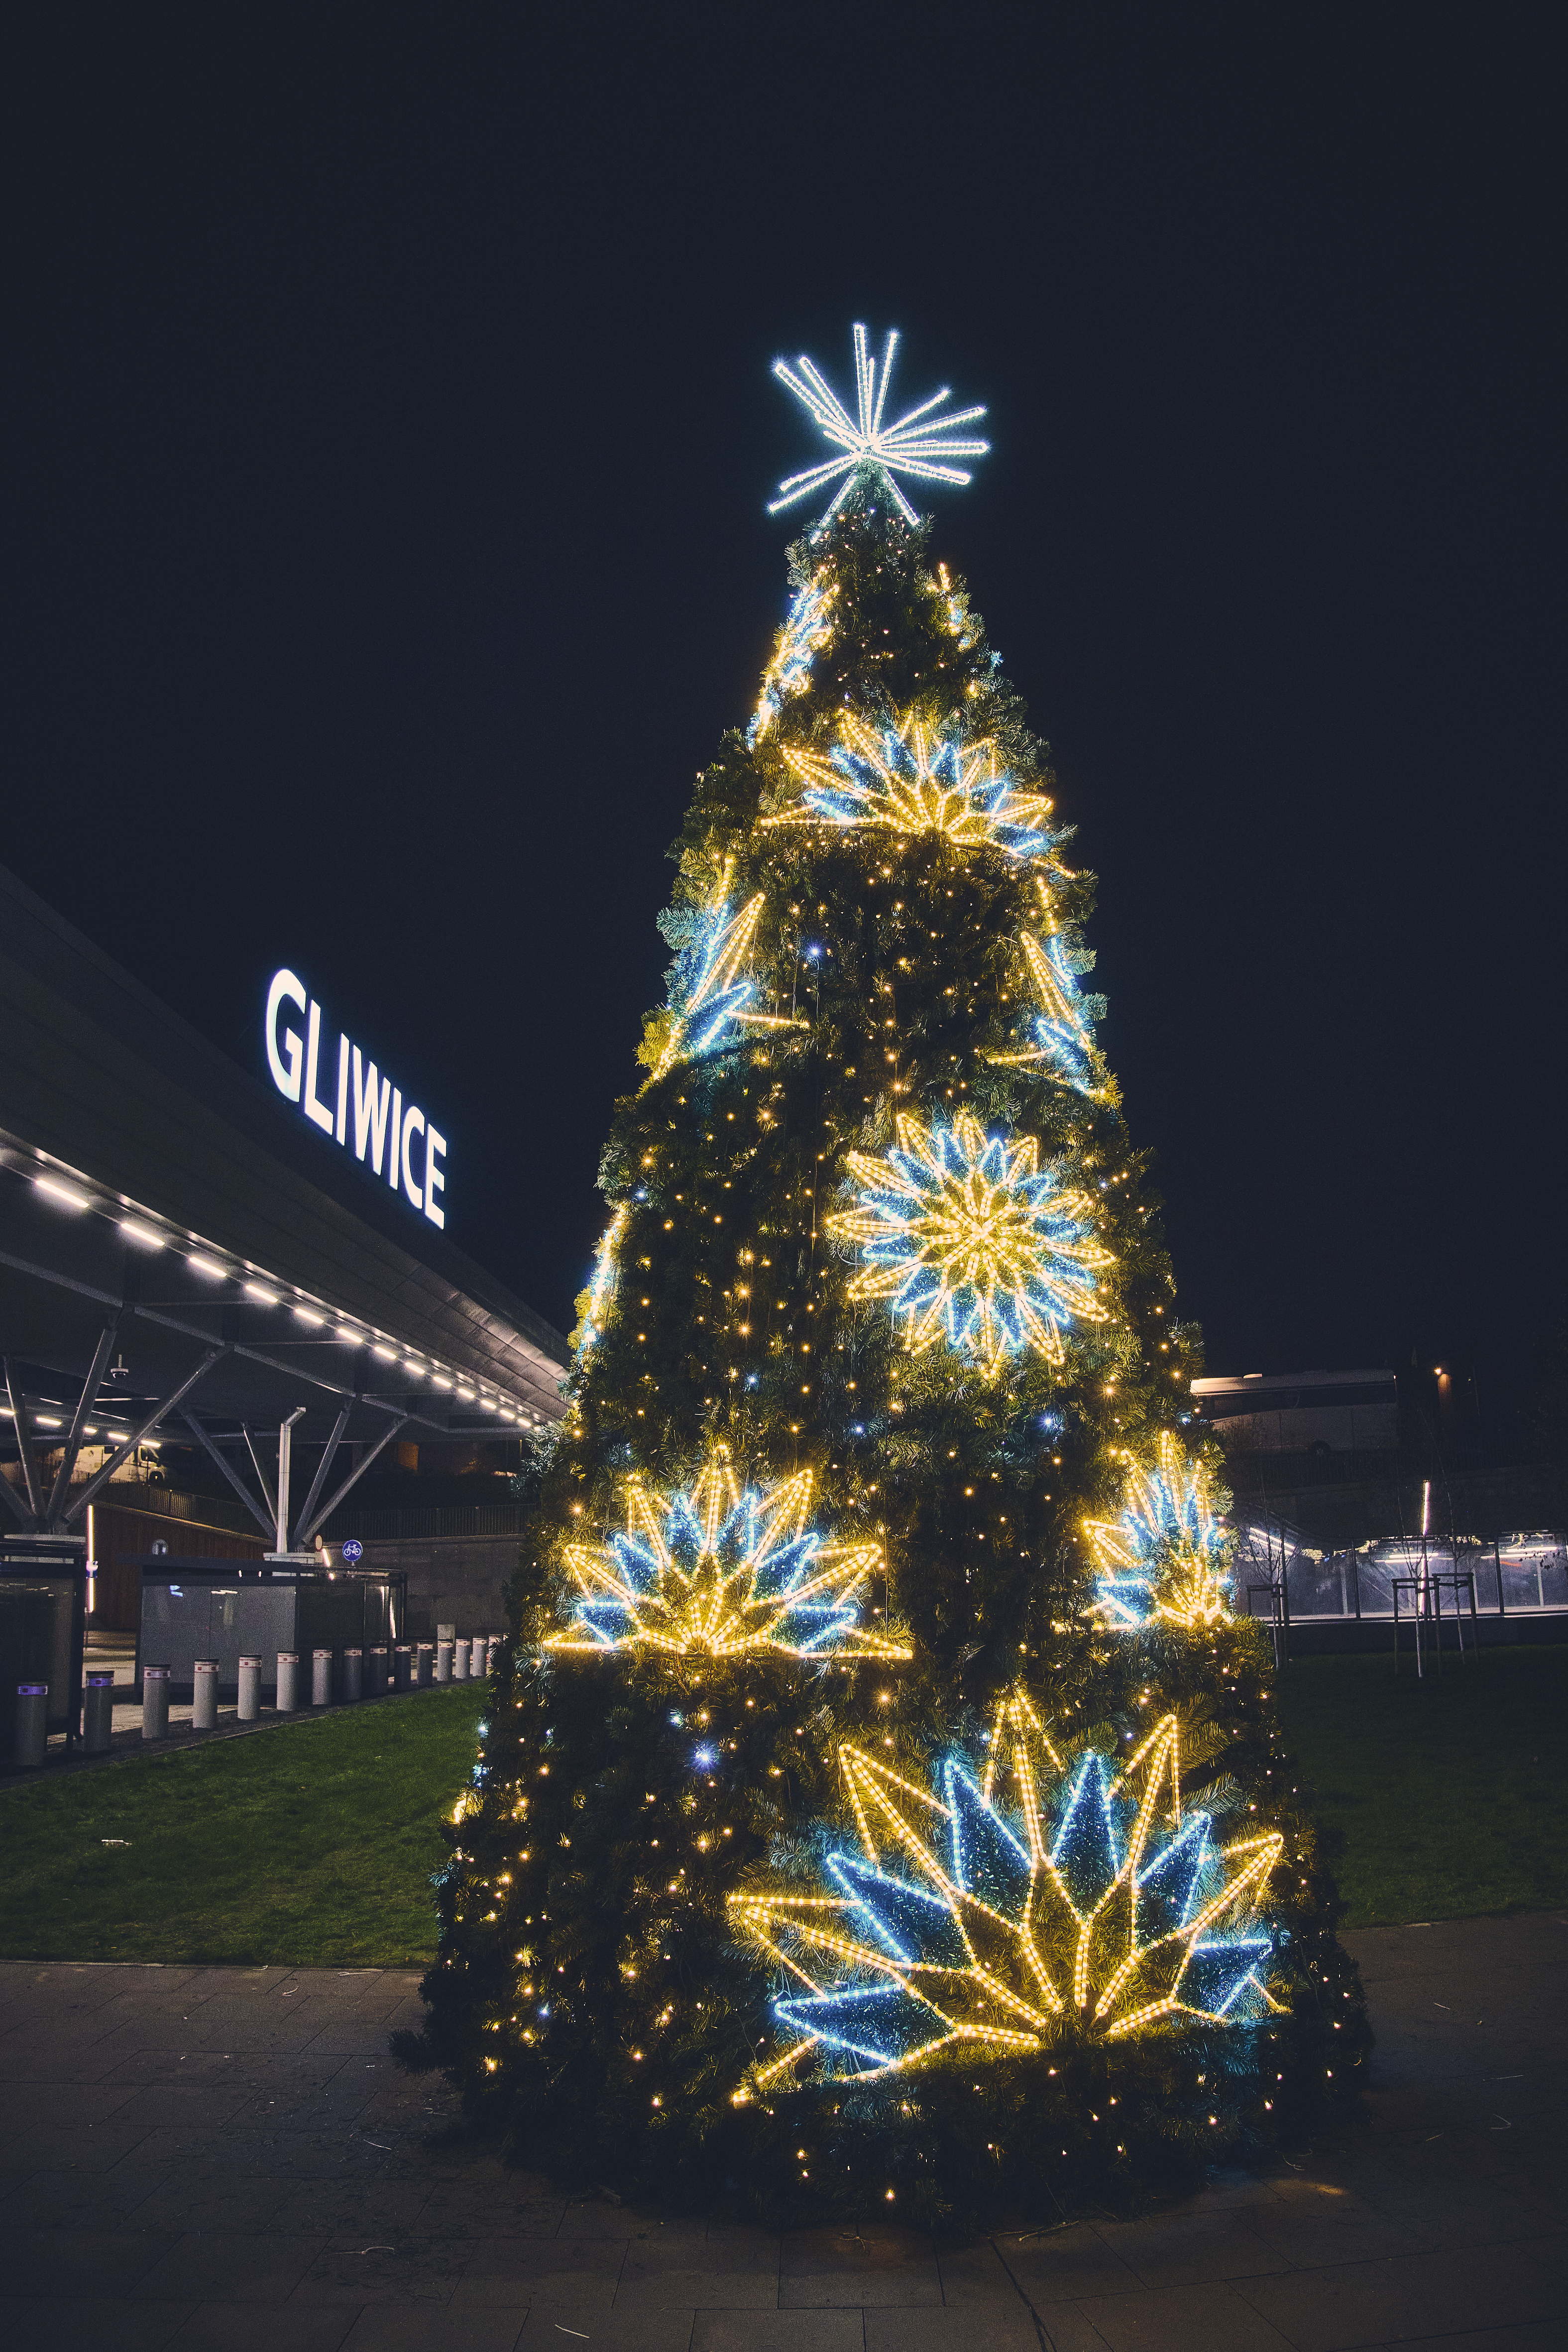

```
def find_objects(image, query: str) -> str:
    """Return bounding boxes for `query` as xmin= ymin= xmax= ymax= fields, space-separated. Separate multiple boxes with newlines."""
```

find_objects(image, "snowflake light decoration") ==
xmin=1087 ymin=1432 xmax=1234 ymax=1631
xmin=984 ymin=888 xmax=1105 ymax=1096
xmin=648 ymin=872 xmax=803 ymax=1084
xmin=545 ymin=1451 xmax=910 ymax=1661
xmin=769 ymin=325 xmax=989 ymax=527
xmin=731 ymin=1689 xmax=1282 ymax=2086
xmin=828 ymin=1110 xmax=1112 ymax=1370
xmin=750 ymin=571 xmax=840 ymax=743
xmin=764 ymin=711 xmax=1059 ymax=862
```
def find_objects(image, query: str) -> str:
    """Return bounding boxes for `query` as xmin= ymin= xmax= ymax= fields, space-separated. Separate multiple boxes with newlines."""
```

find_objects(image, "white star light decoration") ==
xmin=545 ymin=1452 xmax=909 ymax=1662
xmin=731 ymin=1690 xmax=1282 ymax=2088
xmin=769 ymin=325 xmax=989 ymax=527
xmin=828 ymin=1110 xmax=1112 ymax=1371
xmin=1087 ymin=1432 xmax=1235 ymax=1632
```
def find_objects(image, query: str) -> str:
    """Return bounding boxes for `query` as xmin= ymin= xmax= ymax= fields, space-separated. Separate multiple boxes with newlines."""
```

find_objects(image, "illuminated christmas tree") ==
xmin=397 ymin=328 xmax=1368 ymax=2225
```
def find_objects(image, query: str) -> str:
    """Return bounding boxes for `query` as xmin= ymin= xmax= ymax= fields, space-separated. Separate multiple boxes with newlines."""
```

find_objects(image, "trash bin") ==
xmin=142 ymin=1662 xmax=170 ymax=1739
xmin=312 ymin=1648 xmax=333 ymax=1706
xmin=276 ymin=1651 xmax=300 ymax=1712
xmin=237 ymin=1654 xmax=261 ymax=1722
xmin=14 ymin=1682 xmax=47 ymax=1768
xmin=415 ymin=1642 xmax=434 ymax=1688
xmin=393 ymin=1644 xmax=412 ymax=1692
xmin=83 ymin=1670 xmax=115 ymax=1753
xmin=192 ymin=1657 xmax=220 ymax=1731
xmin=342 ymin=1647 xmax=363 ymax=1702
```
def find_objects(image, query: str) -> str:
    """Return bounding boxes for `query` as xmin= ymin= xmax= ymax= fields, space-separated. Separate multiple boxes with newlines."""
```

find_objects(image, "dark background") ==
xmin=5 ymin=11 xmax=1563 ymax=1440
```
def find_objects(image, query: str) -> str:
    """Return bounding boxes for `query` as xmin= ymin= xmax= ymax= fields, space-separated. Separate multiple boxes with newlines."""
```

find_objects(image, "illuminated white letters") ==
xmin=265 ymin=969 xmax=448 ymax=1230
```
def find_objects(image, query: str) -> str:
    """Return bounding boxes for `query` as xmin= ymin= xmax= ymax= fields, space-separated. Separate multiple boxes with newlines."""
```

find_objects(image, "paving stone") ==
xmin=167 ymin=2304 xmax=358 ymax=2351
xmin=1088 ymin=2207 xmax=1293 ymax=2289
xmin=450 ymin=2236 xmax=629 ymax=2306
xmin=1077 ymin=2278 xmax=1297 ymax=2351
xmin=1232 ymin=2236 xmax=1567 ymax=2351
xmin=522 ymin=2310 xmax=695 ymax=2350
xmin=866 ymin=2308 xmax=1041 ymax=2352
xmin=345 ymin=2309 xmax=531 ymax=2352
xmin=0 ymin=2223 xmax=181 ymax=2298
xmin=965 ymin=2224 xmax=1143 ymax=2303
xmin=288 ymin=2237 xmax=468 ymax=2306
xmin=0 ymin=2291 xmax=195 ymax=2350
xmin=411 ymin=2181 xmax=566 ymax=2241
xmin=12 ymin=2161 xmax=174 ymax=2230
xmin=131 ymin=2231 xmax=332 ymax=2305
xmin=267 ymin=2180 xmax=434 ymax=2239
xmin=691 ymin=2316 xmax=863 ymax=2352
xmin=779 ymin=2224 xmax=940 ymax=2308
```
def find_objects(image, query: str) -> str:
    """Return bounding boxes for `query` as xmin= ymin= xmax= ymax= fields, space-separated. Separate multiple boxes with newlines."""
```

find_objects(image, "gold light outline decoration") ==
xmin=827 ymin=1108 xmax=1112 ymax=1370
xmin=1087 ymin=1432 xmax=1234 ymax=1632
xmin=546 ymin=1449 xmax=910 ymax=1661
xmin=763 ymin=710 xmax=1059 ymax=861
xmin=730 ymin=1691 xmax=1282 ymax=2087
xmin=983 ymin=880 xmax=1107 ymax=1097
xmin=749 ymin=571 xmax=840 ymax=743
xmin=646 ymin=867 xmax=806 ymax=1085
xmin=573 ymin=1202 xmax=631 ymax=1356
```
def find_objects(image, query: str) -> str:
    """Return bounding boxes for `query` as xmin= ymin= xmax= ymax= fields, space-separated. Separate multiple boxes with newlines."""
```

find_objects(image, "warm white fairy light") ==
xmin=769 ymin=325 xmax=989 ymax=526
xmin=1087 ymin=1431 xmax=1234 ymax=1631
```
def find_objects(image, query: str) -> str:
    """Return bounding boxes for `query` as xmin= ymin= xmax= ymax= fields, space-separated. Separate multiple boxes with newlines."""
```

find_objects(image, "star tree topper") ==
xmin=769 ymin=325 xmax=989 ymax=526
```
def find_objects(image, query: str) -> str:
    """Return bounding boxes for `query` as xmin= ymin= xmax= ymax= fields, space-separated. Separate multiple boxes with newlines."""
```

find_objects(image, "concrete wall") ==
xmin=347 ymin=1531 xmax=521 ymax=1643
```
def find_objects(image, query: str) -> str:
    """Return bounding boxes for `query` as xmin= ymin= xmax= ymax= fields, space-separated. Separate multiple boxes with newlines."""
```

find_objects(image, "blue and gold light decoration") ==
xmin=730 ymin=1689 xmax=1281 ymax=2089
xmin=546 ymin=1449 xmax=911 ymax=1662
xmin=983 ymin=881 xmax=1106 ymax=1097
xmin=765 ymin=710 xmax=1060 ymax=863
xmin=828 ymin=1110 xmax=1112 ymax=1371
xmin=1087 ymin=1433 xmax=1234 ymax=1632
xmin=768 ymin=324 xmax=989 ymax=527
xmin=647 ymin=862 xmax=804 ymax=1084
xmin=573 ymin=1201 xmax=631 ymax=1355
xmin=750 ymin=571 xmax=840 ymax=744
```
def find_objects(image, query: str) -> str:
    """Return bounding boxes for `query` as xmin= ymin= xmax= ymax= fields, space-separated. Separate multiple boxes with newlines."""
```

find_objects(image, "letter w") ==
xmin=351 ymin=1048 xmax=393 ymax=1175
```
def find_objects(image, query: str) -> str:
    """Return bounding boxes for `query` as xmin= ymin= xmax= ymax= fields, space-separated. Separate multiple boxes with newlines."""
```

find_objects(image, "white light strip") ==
xmin=35 ymin=1175 xmax=90 ymax=1212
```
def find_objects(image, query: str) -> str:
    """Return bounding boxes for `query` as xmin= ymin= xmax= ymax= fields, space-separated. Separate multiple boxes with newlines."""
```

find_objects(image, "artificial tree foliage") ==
xmin=394 ymin=492 xmax=1369 ymax=2227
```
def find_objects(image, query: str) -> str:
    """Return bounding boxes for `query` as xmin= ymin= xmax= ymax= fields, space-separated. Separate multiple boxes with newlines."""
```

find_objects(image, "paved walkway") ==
xmin=0 ymin=1912 xmax=1563 ymax=2350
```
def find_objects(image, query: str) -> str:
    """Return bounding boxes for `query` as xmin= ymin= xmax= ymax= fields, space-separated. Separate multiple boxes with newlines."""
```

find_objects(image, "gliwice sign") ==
xmin=265 ymin=969 xmax=447 ymax=1230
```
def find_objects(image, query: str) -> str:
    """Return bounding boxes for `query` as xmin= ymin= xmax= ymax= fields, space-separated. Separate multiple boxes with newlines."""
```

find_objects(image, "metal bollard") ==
xmin=367 ymin=1645 xmax=389 ymax=1697
xmin=393 ymin=1644 xmax=412 ymax=1692
xmin=142 ymin=1663 xmax=170 ymax=1740
xmin=312 ymin=1648 xmax=333 ymax=1706
xmin=14 ymin=1683 xmax=48 ymax=1768
xmin=236 ymin=1654 xmax=261 ymax=1722
xmin=276 ymin=1651 xmax=300 ymax=1712
xmin=452 ymin=1638 xmax=469 ymax=1682
xmin=192 ymin=1658 xmax=220 ymax=1732
xmin=83 ymin=1670 xmax=115 ymax=1753
xmin=434 ymin=1639 xmax=452 ymax=1684
xmin=342 ymin=1647 xmax=363 ymax=1702
xmin=415 ymin=1642 xmax=434 ymax=1688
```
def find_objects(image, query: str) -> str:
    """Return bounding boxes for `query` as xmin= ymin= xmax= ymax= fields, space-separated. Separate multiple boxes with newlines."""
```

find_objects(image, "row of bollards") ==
xmin=12 ymin=1631 xmax=505 ymax=1767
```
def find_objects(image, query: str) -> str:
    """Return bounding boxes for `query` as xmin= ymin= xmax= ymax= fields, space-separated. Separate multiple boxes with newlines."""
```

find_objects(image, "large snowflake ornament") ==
xmin=769 ymin=325 xmax=989 ymax=527
xmin=828 ymin=1110 xmax=1112 ymax=1370
xmin=765 ymin=711 xmax=1060 ymax=863
xmin=984 ymin=885 xmax=1106 ymax=1096
xmin=732 ymin=1690 xmax=1282 ymax=2086
xmin=546 ymin=1451 xmax=910 ymax=1661
xmin=1087 ymin=1432 xmax=1234 ymax=1631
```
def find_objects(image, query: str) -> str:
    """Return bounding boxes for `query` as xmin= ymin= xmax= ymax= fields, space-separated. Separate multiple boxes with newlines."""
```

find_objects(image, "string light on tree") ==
xmin=828 ymin=1109 xmax=1112 ymax=1370
xmin=573 ymin=1202 xmax=630 ymax=1354
xmin=984 ymin=884 xmax=1106 ymax=1096
xmin=768 ymin=324 xmax=989 ymax=526
xmin=731 ymin=1690 xmax=1282 ymax=2085
xmin=546 ymin=1448 xmax=911 ymax=1661
xmin=1087 ymin=1431 xmax=1235 ymax=1631
xmin=766 ymin=710 xmax=1059 ymax=862
xmin=750 ymin=570 xmax=840 ymax=743
xmin=645 ymin=864 xmax=805 ymax=1083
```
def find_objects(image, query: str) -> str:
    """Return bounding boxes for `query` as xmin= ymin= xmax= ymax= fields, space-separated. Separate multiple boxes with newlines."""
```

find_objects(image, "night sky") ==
xmin=6 ymin=14 xmax=1562 ymax=1416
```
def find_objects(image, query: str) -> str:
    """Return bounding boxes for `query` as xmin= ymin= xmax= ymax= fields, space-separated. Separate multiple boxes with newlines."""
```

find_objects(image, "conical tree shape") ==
xmin=399 ymin=493 xmax=1369 ymax=2226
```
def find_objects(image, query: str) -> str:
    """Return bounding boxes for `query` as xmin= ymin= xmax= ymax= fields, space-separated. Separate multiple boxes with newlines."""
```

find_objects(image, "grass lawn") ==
xmin=0 ymin=1685 xmax=485 ymax=1967
xmin=1277 ymin=1642 xmax=1568 ymax=1927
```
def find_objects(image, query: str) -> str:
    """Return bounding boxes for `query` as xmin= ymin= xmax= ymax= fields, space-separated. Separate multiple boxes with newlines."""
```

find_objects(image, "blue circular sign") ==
xmin=341 ymin=1538 xmax=363 ymax=1563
